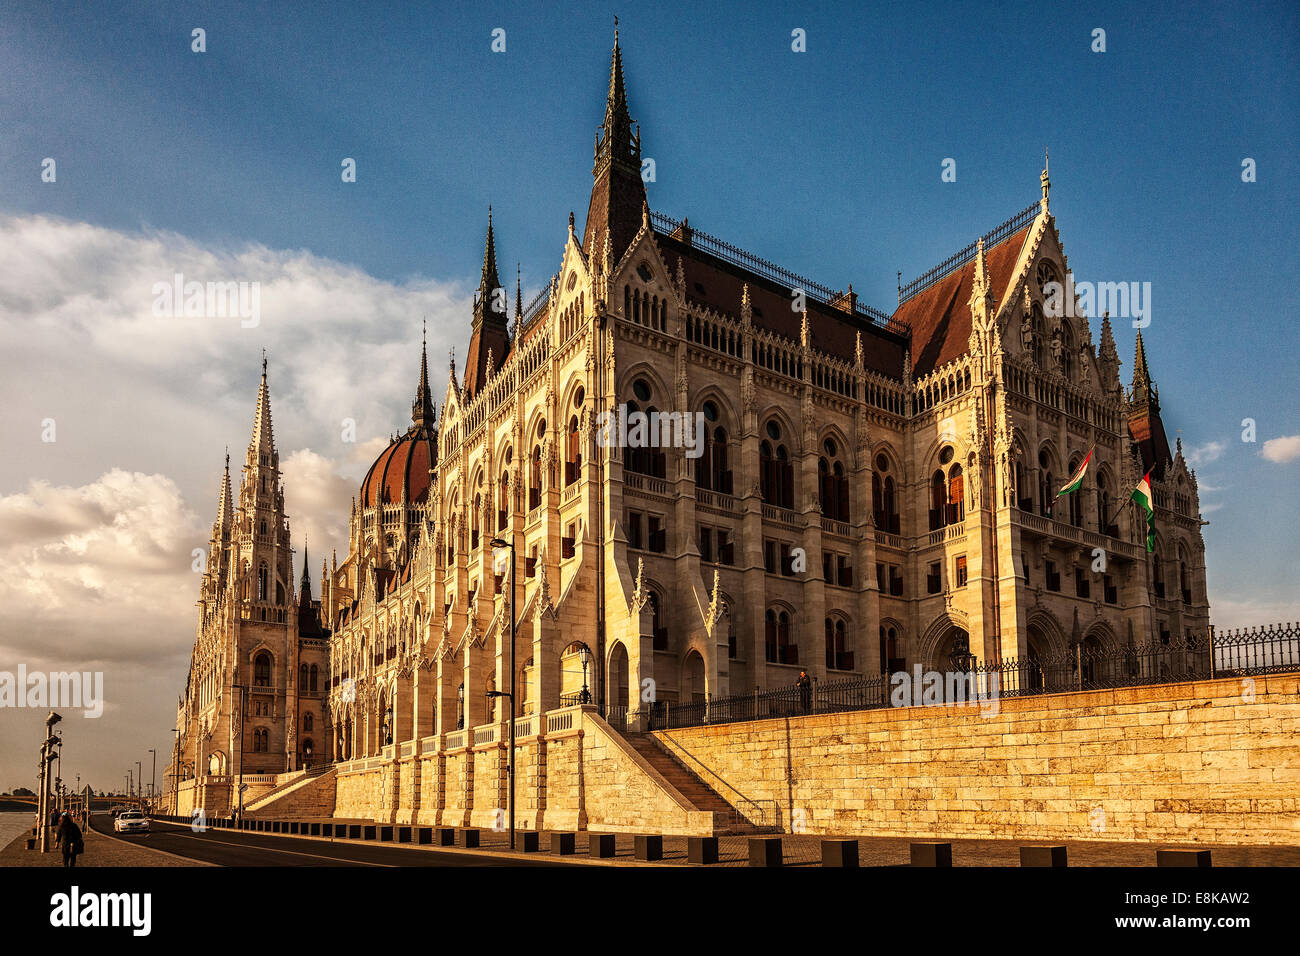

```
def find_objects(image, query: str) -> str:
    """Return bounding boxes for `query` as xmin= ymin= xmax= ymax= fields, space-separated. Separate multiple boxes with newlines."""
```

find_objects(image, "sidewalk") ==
xmin=0 ymin=824 xmax=206 ymax=868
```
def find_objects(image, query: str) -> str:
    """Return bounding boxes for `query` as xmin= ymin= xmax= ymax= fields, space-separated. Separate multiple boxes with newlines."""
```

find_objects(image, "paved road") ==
xmin=88 ymin=814 xmax=572 ymax=867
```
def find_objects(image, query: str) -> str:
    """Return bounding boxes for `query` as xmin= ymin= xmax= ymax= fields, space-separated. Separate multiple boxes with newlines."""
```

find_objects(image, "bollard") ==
xmin=460 ymin=829 xmax=481 ymax=848
xmin=309 ymin=823 xmax=322 ymax=837
xmin=397 ymin=826 xmax=412 ymax=843
xmin=589 ymin=833 xmax=617 ymax=858
xmin=551 ymin=832 xmax=576 ymax=855
xmin=521 ymin=831 xmax=540 ymax=852
xmin=688 ymin=836 xmax=719 ymax=865
xmin=821 ymin=839 xmax=859 ymax=867
xmin=748 ymin=836 xmax=783 ymax=867
xmin=416 ymin=827 xmax=433 ymax=845
xmin=910 ymin=842 xmax=952 ymax=867
xmin=1157 ymin=849 xmax=1211 ymax=867
xmin=634 ymin=835 xmax=663 ymax=861
xmin=321 ymin=823 xmax=333 ymax=838
xmin=378 ymin=826 xmax=394 ymax=842
xmin=436 ymin=827 xmax=456 ymax=846
xmin=347 ymin=824 xmax=361 ymax=840
xmin=1020 ymin=845 xmax=1068 ymax=867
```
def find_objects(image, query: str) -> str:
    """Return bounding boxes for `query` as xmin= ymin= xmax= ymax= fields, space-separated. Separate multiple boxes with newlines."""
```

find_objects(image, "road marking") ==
xmin=117 ymin=820 xmax=391 ymax=867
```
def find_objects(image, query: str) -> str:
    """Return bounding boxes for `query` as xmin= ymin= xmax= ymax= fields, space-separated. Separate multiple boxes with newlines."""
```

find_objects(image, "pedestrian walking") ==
xmin=54 ymin=812 xmax=84 ymax=868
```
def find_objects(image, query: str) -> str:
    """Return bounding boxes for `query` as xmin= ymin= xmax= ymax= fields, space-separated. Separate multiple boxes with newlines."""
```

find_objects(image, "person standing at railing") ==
xmin=796 ymin=670 xmax=812 ymax=714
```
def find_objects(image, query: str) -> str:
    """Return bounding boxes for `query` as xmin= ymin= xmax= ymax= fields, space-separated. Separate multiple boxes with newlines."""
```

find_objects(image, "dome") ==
xmin=359 ymin=431 xmax=435 ymax=508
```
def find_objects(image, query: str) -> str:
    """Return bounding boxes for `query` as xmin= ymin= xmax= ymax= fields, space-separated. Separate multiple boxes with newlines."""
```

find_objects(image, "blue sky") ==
xmin=0 ymin=0 xmax=1297 ymax=788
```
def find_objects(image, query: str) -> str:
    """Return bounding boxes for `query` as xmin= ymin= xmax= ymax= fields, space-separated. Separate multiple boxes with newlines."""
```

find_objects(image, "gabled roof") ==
xmin=891 ymin=221 xmax=1034 ymax=378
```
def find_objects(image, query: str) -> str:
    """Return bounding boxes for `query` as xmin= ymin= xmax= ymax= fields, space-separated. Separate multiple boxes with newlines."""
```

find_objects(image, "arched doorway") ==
xmin=683 ymin=650 xmax=706 ymax=703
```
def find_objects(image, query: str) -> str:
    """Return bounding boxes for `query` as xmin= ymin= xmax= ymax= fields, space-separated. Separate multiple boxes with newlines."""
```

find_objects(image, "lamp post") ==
xmin=136 ymin=761 xmax=143 ymax=809
xmin=171 ymin=728 xmax=181 ymax=815
xmin=490 ymin=535 xmax=517 ymax=850
xmin=148 ymin=749 xmax=156 ymax=810
xmin=38 ymin=714 xmax=61 ymax=851
xmin=578 ymin=643 xmax=592 ymax=704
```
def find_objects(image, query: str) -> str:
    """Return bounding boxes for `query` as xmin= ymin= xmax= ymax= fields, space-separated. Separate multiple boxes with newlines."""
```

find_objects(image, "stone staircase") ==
xmin=244 ymin=765 xmax=336 ymax=817
xmin=622 ymin=733 xmax=755 ymax=834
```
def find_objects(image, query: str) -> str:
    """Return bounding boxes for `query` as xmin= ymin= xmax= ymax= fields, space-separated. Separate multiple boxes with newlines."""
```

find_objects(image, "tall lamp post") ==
xmin=38 ymin=712 xmax=62 ymax=852
xmin=148 ymin=749 xmax=156 ymax=811
xmin=489 ymin=535 xmax=517 ymax=850
xmin=171 ymin=728 xmax=181 ymax=814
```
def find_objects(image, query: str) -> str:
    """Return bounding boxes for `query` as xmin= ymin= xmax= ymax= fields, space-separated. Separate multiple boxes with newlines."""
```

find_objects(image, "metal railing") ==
xmin=642 ymin=625 xmax=1298 ymax=731
xmin=898 ymin=202 xmax=1039 ymax=305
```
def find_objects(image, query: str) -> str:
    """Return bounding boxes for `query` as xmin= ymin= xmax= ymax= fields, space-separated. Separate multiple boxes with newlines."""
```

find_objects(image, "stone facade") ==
xmin=168 ymin=362 xmax=331 ymax=814
xmin=653 ymin=675 xmax=1300 ymax=846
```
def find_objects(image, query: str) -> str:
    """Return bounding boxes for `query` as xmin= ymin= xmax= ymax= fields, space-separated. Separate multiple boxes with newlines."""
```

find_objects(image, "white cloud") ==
xmin=0 ymin=469 xmax=201 ymax=665
xmin=1184 ymin=440 xmax=1226 ymax=468
xmin=1261 ymin=435 xmax=1300 ymax=464
xmin=0 ymin=212 xmax=479 ymax=787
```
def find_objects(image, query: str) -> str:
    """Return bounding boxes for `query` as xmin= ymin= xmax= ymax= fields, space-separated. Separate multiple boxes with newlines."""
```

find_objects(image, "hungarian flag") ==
xmin=1130 ymin=469 xmax=1156 ymax=552
xmin=1056 ymin=448 xmax=1093 ymax=497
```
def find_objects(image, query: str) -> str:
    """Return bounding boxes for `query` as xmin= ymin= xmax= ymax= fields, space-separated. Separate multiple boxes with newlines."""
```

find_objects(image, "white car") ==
xmin=113 ymin=810 xmax=150 ymax=833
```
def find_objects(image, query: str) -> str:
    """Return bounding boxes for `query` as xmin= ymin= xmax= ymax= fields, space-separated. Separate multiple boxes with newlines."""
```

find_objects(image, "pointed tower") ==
xmin=464 ymin=209 xmax=510 ymax=399
xmin=411 ymin=320 xmax=436 ymax=434
xmin=202 ymin=451 xmax=235 ymax=609
xmin=582 ymin=25 xmax=647 ymax=269
xmin=234 ymin=355 xmax=293 ymax=613
xmin=1098 ymin=311 xmax=1121 ymax=393
xmin=1126 ymin=332 xmax=1173 ymax=481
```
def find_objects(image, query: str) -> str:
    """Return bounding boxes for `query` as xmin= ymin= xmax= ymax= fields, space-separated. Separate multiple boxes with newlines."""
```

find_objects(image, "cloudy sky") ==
xmin=1 ymin=1 xmax=1297 ymax=791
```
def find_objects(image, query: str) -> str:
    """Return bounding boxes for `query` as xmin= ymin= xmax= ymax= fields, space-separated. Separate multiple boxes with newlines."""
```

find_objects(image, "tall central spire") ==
xmin=582 ymin=26 xmax=646 ymax=266
xmin=249 ymin=353 xmax=276 ymax=459
xmin=465 ymin=208 xmax=510 ymax=399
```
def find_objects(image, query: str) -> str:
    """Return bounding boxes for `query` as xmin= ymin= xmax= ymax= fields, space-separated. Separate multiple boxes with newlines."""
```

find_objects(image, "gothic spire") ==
xmin=479 ymin=205 xmax=501 ymax=300
xmin=214 ymin=449 xmax=233 ymax=538
xmin=248 ymin=354 xmax=276 ymax=459
xmin=1132 ymin=330 xmax=1156 ymax=405
xmin=583 ymin=26 xmax=646 ymax=264
xmin=300 ymin=539 xmax=311 ymax=595
xmin=411 ymin=319 xmax=435 ymax=433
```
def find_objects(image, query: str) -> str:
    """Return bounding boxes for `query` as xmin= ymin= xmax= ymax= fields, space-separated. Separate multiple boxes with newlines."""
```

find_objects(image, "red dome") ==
xmin=360 ymin=432 xmax=436 ymax=508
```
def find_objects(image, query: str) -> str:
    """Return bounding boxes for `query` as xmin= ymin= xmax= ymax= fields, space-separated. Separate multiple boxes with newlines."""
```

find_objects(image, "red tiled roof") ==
xmin=360 ymin=432 xmax=435 ymax=508
xmin=890 ymin=225 xmax=1033 ymax=378
xmin=653 ymin=231 xmax=907 ymax=378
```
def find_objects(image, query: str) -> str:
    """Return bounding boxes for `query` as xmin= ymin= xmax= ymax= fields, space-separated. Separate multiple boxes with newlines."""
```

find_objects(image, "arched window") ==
xmin=825 ymin=616 xmax=851 ymax=671
xmin=257 ymin=563 xmax=269 ymax=601
xmin=765 ymin=608 xmax=795 ymax=664
xmin=1064 ymin=457 xmax=1084 ymax=527
xmin=303 ymin=714 xmax=313 ymax=732
xmin=299 ymin=664 xmax=308 ymax=689
xmin=309 ymin=664 xmax=319 ymax=692
xmin=930 ymin=470 xmax=947 ymax=530
xmin=1178 ymin=546 xmax=1191 ymax=604
xmin=565 ymin=415 xmax=581 ymax=485
xmin=456 ymin=682 xmax=465 ymax=730
xmin=648 ymin=592 xmax=667 ymax=650
xmin=1038 ymin=450 xmax=1056 ymax=518
xmin=1060 ymin=322 xmax=1075 ymax=379
xmin=760 ymin=421 xmax=793 ymax=509
xmin=948 ymin=463 xmax=964 ymax=525
xmin=819 ymin=438 xmax=850 ymax=522
xmin=1031 ymin=304 xmax=1045 ymax=367
xmin=529 ymin=445 xmax=542 ymax=510
xmin=879 ymin=624 xmax=902 ymax=674
xmin=254 ymin=652 xmax=271 ymax=687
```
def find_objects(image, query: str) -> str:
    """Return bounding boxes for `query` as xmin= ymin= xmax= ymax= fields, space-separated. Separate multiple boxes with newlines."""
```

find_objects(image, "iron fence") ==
xmin=639 ymin=625 xmax=1298 ymax=732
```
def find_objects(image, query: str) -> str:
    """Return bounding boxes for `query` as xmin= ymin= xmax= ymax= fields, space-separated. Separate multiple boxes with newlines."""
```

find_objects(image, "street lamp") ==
xmin=38 ymin=713 xmax=61 ymax=853
xmin=490 ymin=535 xmax=517 ymax=850
xmin=578 ymin=643 xmax=592 ymax=704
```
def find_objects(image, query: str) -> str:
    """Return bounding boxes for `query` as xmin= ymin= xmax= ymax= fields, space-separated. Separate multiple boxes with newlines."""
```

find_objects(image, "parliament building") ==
xmin=169 ymin=32 xmax=1210 ymax=828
